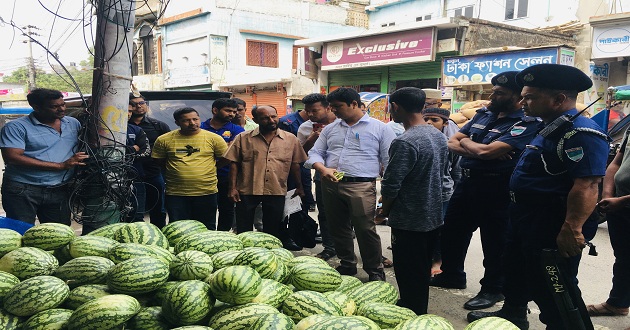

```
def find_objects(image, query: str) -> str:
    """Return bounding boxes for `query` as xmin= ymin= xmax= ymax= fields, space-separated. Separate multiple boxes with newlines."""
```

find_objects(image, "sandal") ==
xmin=382 ymin=256 xmax=393 ymax=268
xmin=315 ymin=250 xmax=336 ymax=261
xmin=586 ymin=302 xmax=629 ymax=316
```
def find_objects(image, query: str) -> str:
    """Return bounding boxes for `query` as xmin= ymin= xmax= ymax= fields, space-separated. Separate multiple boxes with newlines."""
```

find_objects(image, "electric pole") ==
xmin=22 ymin=25 xmax=40 ymax=91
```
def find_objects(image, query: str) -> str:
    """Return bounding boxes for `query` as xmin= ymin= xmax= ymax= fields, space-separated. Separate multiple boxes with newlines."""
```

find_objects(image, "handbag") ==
xmin=286 ymin=210 xmax=318 ymax=248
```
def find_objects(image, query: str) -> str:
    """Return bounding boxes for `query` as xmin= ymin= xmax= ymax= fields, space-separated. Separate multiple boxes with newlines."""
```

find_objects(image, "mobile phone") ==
xmin=313 ymin=123 xmax=324 ymax=130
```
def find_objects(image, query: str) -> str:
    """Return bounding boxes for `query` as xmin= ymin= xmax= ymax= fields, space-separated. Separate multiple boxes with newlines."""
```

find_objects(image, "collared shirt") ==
xmin=305 ymin=113 xmax=396 ymax=178
xmin=200 ymin=119 xmax=245 ymax=177
xmin=223 ymin=128 xmax=307 ymax=196
xmin=0 ymin=113 xmax=81 ymax=186
xmin=130 ymin=115 xmax=171 ymax=178
xmin=458 ymin=108 xmax=539 ymax=171
xmin=279 ymin=111 xmax=306 ymax=136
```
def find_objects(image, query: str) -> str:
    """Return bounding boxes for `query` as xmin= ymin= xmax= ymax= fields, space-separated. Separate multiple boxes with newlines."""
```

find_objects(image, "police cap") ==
xmin=515 ymin=64 xmax=592 ymax=92
xmin=491 ymin=71 xmax=521 ymax=93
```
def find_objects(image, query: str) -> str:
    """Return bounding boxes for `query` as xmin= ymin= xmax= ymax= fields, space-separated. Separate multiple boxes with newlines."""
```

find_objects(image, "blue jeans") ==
xmin=606 ymin=210 xmax=630 ymax=308
xmin=165 ymin=194 xmax=217 ymax=230
xmin=1 ymin=178 xmax=71 ymax=225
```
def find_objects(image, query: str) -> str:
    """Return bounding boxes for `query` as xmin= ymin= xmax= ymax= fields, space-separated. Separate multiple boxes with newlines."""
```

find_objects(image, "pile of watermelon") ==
xmin=0 ymin=222 xmax=519 ymax=330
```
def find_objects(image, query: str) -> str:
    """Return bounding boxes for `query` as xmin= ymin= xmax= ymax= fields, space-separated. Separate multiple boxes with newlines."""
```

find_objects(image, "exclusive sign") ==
xmin=321 ymin=28 xmax=435 ymax=71
xmin=592 ymin=25 xmax=630 ymax=59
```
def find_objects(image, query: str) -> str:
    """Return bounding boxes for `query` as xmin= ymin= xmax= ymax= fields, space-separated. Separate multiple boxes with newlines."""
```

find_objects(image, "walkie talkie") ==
xmin=538 ymin=97 xmax=601 ymax=138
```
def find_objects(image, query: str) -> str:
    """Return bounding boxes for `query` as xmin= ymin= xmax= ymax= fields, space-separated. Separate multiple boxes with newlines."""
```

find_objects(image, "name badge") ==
xmin=472 ymin=124 xmax=486 ymax=130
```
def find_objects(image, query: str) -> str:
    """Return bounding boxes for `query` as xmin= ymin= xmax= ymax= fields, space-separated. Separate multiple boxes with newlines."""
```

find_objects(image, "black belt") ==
xmin=462 ymin=168 xmax=512 ymax=178
xmin=509 ymin=191 xmax=565 ymax=204
xmin=339 ymin=176 xmax=376 ymax=183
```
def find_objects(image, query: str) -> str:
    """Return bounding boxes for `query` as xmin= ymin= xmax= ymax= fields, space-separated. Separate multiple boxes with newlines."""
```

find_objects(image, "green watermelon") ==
xmin=237 ymin=231 xmax=283 ymax=249
xmin=289 ymin=262 xmax=341 ymax=292
xmin=208 ymin=265 xmax=262 ymax=305
xmin=175 ymin=231 xmax=243 ymax=256
xmin=21 ymin=308 xmax=72 ymax=330
xmin=209 ymin=250 xmax=240 ymax=270
xmin=295 ymin=314 xmax=332 ymax=330
xmin=63 ymin=284 xmax=112 ymax=310
xmin=281 ymin=290 xmax=343 ymax=322
xmin=52 ymin=244 xmax=73 ymax=265
xmin=0 ymin=271 xmax=19 ymax=304
xmin=324 ymin=291 xmax=356 ymax=316
xmin=161 ymin=220 xmax=208 ymax=246
xmin=394 ymin=314 xmax=454 ymax=330
xmin=68 ymin=236 xmax=117 ymax=258
xmin=336 ymin=275 xmax=363 ymax=294
xmin=162 ymin=280 xmax=214 ymax=326
xmin=348 ymin=281 xmax=398 ymax=307
xmin=171 ymin=327 xmax=214 ymax=330
xmin=0 ymin=308 xmax=23 ymax=330
xmin=0 ymin=229 xmax=22 ymax=258
xmin=54 ymin=256 xmax=115 ymax=287
xmin=251 ymin=312 xmax=294 ymax=330
xmin=125 ymin=306 xmax=170 ymax=330
xmin=232 ymin=247 xmax=280 ymax=279
xmin=22 ymin=223 xmax=76 ymax=251
xmin=286 ymin=255 xmax=328 ymax=269
xmin=252 ymin=279 xmax=292 ymax=308
xmin=107 ymin=257 xmax=169 ymax=294
xmin=309 ymin=316 xmax=380 ymax=329
xmin=270 ymin=248 xmax=294 ymax=263
xmin=268 ymin=260 xmax=289 ymax=283
xmin=356 ymin=302 xmax=416 ymax=328
xmin=208 ymin=302 xmax=279 ymax=330
xmin=66 ymin=294 xmax=141 ymax=330
xmin=170 ymin=250 xmax=213 ymax=281
xmin=0 ymin=247 xmax=58 ymax=280
xmin=108 ymin=243 xmax=173 ymax=264
xmin=113 ymin=222 xmax=169 ymax=249
xmin=85 ymin=223 xmax=126 ymax=239
xmin=464 ymin=316 xmax=519 ymax=330
xmin=3 ymin=275 xmax=69 ymax=317
xmin=152 ymin=281 xmax=180 ymax=306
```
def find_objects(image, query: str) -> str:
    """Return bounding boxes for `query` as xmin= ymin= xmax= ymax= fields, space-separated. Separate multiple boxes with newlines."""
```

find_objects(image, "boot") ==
xmin=467 ymin=304 xmax=529 ymax=330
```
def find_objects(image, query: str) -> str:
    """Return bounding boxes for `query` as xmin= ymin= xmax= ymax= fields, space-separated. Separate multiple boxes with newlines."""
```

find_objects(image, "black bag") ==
xmin=287 ymin=210 xmax=318 ymax=248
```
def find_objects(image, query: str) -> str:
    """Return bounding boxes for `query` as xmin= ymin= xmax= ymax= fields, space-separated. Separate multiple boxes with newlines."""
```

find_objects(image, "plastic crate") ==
xmin=0 ymin=216 xmax=34 ymax=235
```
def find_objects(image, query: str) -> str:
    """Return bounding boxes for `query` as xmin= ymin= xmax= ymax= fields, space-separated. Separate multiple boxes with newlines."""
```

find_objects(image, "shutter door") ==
xmin=232 ymin=92 xmax=256 ymax=118
xmin=328 ymin=67 xmax=383 ymax=86
xmin=388 ymin=61 xmax=442 ymax=81
xmin=255 ymin=90 xmax=288 ymax=117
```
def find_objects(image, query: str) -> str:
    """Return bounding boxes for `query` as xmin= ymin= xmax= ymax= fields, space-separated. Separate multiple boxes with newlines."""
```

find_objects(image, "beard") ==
xmin=487 ymin=98 xmax=512 ymax=113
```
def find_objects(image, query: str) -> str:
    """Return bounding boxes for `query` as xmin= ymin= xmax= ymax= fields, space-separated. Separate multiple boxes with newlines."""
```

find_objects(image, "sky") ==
xmin=0 ymin=0 xmax=95 ymax=76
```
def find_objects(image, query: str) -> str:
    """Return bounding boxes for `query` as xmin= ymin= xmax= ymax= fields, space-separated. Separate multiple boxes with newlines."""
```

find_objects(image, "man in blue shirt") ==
xmin=306 ymin=87 xmax=396 ymax=281
xmin=0 ymin=88 xmax=87 ymax=225
xmin=125 ymin=104 xmax=151 ymax=223
xmin=201 ymin=98 xmax=245 ymax=231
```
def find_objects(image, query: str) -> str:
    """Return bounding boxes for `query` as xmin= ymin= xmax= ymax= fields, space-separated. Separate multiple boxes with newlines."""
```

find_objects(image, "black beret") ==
xmin=515 ymin=64 xmax=593 ymax=92
xmin=422 ymin=107 xmax=451 ymax=120
xmin=491 ymin=71 xmax=521 ymax=93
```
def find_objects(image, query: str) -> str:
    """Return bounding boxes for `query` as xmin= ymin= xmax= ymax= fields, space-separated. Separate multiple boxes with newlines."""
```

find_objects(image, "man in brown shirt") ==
xmin=224 ymin=105 xmax=307 ymax=248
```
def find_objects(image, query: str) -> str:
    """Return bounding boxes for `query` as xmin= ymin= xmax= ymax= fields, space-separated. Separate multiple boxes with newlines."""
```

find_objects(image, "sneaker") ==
xmin=429 ymin=273 xmax=466 ymax=289
xmin=315 ymin=249 xmax=336 ymax=261
xmin=335 ymin=265 xmax=357 ymax=276
xmin=366 ymin=269 xmax=386 ymax=282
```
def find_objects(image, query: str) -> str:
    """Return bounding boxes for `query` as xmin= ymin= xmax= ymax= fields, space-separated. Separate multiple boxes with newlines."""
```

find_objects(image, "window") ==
xmin=246 ymin=40 xmax=279 ymax=68
xmin=454 ymin=6 xmax=474 ymax=18
xmin=505 ymin=0 xmax=528 ymax=20
xmin=139 ymin=25 xmax=155 ymax=74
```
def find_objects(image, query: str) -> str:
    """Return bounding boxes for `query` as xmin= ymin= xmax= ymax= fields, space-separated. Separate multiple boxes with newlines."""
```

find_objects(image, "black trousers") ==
xmin=235 ymin=195 xmax=287 ymax=241
xmin=216 ymin=176 xmax=235 ymax=231
xmin=392 ymin=227 xmax=440 ymax=315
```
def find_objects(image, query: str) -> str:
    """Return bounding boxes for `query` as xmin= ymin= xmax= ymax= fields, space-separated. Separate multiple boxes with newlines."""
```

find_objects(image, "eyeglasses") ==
xmin=130 ymin=101 xmax=146 ymax=107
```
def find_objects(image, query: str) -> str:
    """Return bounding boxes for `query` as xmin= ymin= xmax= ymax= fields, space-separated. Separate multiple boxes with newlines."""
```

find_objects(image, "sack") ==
xmin=287 ymin=210 xmax=318 ymax=248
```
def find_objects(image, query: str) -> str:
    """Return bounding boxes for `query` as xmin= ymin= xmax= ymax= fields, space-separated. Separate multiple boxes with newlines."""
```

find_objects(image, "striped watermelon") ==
xmin=295 ymin=314 xmax=333 ymax=330
xmin=68 ymin=236 xmax=118 ymax=258
xmin=54 ymin=256 xmax=115 ymax=288
xmin=336 ymin=275 xmax=363 ymax=294
xmin=162 ymin=280 xmax=215 ymax=326
xmin=0 ymin=247 xmax=58 ymax=280
xmin=464 ymin=316 xmax=519 ymax=330
xmin=251 ymin=312 xmax=295 ymax=330
xmin=270 ymin=248 xmax=294 ymax=263
xmin=357 ymin=302 xmax=416 ymax=328
xmin=252 ymin=278 xmax=293 ymax=308
xmin=324 ymin=291 xmax=356 ymax=316
xmin=233 ymin=247 xmax=280 ymax=279
xmin=286 ymin=255 xmax=328 ymax=269
xmin=289 ymin=262 xmax=341 ymax=292
xmin=281 ymin=290 xmax=343 ymax=322
xmin=85 ymin=223 xmax=126 ymax=239
xmin=108 ymin=243 xmax=173 ymax=265
xmin=237 ymin=231 xmax=283 ymax=249
xmin=125 ymin=306 xmax=170 ymax=330
xmin=66 ymin=294 xmax=141 ymax=330
xmin=208 ymin=265 xmax=262 ymax=305
xmin=309 ymin=316 xmax=380 ymax=329
xmin=0 ymin=271 xmax=19 ymax=304
xmin=52 ymin=244 xmax=73 ymax=265
xmin=3 ymin=275 xmax=69 ymax=317
xmin=113 ymin=222 xmax=169 ymax=249
xmin=107 ymin=257 xmax=169 ymax=294
xmin=268 ymin=260 xmax=290 ymax=283
xmin=170 ymin=250 xmax=214 ymax=281
xmin=394 ymin=314 xmax=454 ymax=330
xmin=0 ymin=308 xmax=23 ymax=330
xmin=171 ymin=326 xmax=213 ymax=330
xmin=348 ymin=281 xmax=398 ymax=307
xmin=0 ymin=229 xmax=22 ymax=258
xmin=209 ymin=250 xmax=241 ymax=270
xmin=152 ymin=281 xmax=180 ymax=306
xmin=175 ymin=231 xmax=243 ymax=256
xmin=21 ymin=308 xmax=72 ymax=330
xmin=207 ymin=302 xmax=279 ymax=330
xmin=63 ymin=284 xmax=112 ymax=310
xmin=22 ymin=223 xmax=76 ymax=251
xmin=161 ymin=220 xmax=208 ymax=246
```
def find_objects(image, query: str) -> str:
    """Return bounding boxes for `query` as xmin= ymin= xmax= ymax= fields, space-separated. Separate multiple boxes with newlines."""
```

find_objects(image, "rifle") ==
xmin=538 ymin=97 xmax=601 ymax=138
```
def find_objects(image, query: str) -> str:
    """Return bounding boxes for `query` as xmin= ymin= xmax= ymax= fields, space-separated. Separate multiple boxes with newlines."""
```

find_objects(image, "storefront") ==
xmin=232 ymin=87 xmax=288 ymax=118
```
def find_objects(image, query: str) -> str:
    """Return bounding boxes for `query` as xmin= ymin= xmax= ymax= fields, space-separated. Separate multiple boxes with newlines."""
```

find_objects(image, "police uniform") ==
xmin=503 ymin=64 xmax=608 ymax=329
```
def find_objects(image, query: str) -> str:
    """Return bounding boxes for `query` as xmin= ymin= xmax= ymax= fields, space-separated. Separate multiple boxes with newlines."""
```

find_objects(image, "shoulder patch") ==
xmin=565 ymin=147 xmax=584 ymax=162
xmin=510 ymin=126 xmax=527 ymax=136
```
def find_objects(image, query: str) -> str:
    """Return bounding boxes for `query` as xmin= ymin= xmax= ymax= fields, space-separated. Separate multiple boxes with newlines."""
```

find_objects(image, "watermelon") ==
xmin=289 ymin=262 xmax=341 ymax=292
xmin=3 ymin=275 xmax=69 ymax=317
xmin=175 ymin=231 xmax=243 ymax=256
xmin=0 ymin=229 xmax=22 ymax=258
xmin=125 ymin=306 xmax=170 ymax=330
xmin=251 ymin=312 xmax=294 ymax=330
xmin=295 ymin=314 xmax=333 ymax=330
xmin=0 ymin=247 xmax=58 ymax=280
xmin=108 ymin=243 xmax=173 ymax=264
xmin=207 ymin=302 xmax=279 ymax=330
xmin=162 ymin=280 xmax=214 ymax=326
xmin=152 ymin=281 xmax=180 ymax=306
xmin=286 ymin=255 xmax=328 ymax=269
xmin=85 ymin=223 xmax=126 ymax=238
xmin=54 ymin=256 xmax=115 ymax=287
xmin=464 ymin=316 xmax=519 ymax=330
xmin=68 ymin=236 xmax=117 ymax=258
xmin=0 ymin=271 xmax=19 ymax=304
xmin=161 ymin=220 xmax=208 ymax=246
xmin=171 ymin=327 xmax=213 ymax=330
xmin=281 ymin=290 xmax=343 ymax=322
xmin=348 ymin=281 xmax=398 ymax=307
xmin=324 ymin=291 xmax=356 ymax=316
xmin=270 ymin=248 xmax=294 ymax=263
xmin=209 ymin=250 xmax=240 ymax=270
xmin=356 ymin=302 xmax=416 ymax=328
xmin=336 ymin=275 xmax=363 ymax=294
xmin=22 ymin=223 xmax=76 ymax=251
xmin=394 ymin=314 xmax=454 ymax=330
xmin=66 ymin=294 xmax=141 ymax=330
xmin=63 ymin=284 xmax=112 ymax=310
xmin=170 ymin=250 xmax=214 ymax=281
xmin=268 ymin=260 xmax=290 ymax=283
xmin=208 ymin=265 xmax=262 ymax=305
xmin=52 ymin=244 xmax=73 ymax=265
xmin=21 ymin=308 xmax=72 ymax=330
xmin=252 ymin=279 xmax=292 ymax=308
xmin=113 ymin=222 xmax=169 ymax=249
xmin=237 ymin=231 xmax=283 ymax=249
xmin=233 ymin=247 xmax=280 ymax=279
xmin=309 ymin=316 xmax=380 ymax=329
xmin=0 ymin=308 xmax=23 ymax=330
xmin=107 ymin=257 xmax=169 ymax=294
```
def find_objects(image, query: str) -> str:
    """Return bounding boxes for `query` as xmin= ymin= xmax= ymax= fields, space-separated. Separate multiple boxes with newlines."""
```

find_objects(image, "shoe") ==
xmin=315 ymin=249 xmax=336 ymax=261
xmin=464 ymin=292 xmax=505 ymax=310
xmin=429 ymin=274 xmax=466 ymax=289
xmin=282 ymin=239 xmax=303 ymax=251
xmin=367 ymin=271 xmax=386 ymax=282
xmin=382 ymin=256 xmax=393 ymax=268
xmin=467 ymin=305 xmax=529 ymax=330
xmin=335 ymin=265 xmax=357 ymax=276
xmin=586 ymin=302 xmax=629 ymax=316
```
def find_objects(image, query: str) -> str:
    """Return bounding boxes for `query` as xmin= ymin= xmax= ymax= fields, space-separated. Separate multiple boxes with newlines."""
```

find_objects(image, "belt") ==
xmin=338 ymin=176 xmax=376 ymax=183
xmin=509 ymin=191 xmax=565 ymax=204
xmin=462 ymin=168 xmax=512 ymax=178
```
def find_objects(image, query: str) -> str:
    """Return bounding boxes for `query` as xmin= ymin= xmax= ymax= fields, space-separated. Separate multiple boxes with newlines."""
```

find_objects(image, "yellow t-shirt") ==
xmin=152 ymin=130 xmax=228 ymax=196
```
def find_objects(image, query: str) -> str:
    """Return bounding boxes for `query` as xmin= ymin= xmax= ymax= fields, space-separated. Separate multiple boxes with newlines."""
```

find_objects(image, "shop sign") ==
xmin=298 ymin=48 xmax=319 ymax=79
xmin=165 ymin=64 xmax=210 ymax=88
xmin=321 ymin=28 xmax=435 ymax=70
xmin=592 ymin=25 xmax=630 ymax=59
xmin=585 ymin=62 xmax=609 ymax=113
xmin=441 ymin=47 xmax=574 ymax=86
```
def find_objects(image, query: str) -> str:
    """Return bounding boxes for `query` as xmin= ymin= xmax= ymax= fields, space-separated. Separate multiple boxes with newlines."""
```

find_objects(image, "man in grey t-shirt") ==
xmin=380 ymin=87 xmax=448 ymax=315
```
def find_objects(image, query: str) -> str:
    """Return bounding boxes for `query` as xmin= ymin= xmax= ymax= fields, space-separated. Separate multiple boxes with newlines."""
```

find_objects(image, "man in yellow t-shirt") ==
xmin=152 ymin=107 xmax=228 ymax=229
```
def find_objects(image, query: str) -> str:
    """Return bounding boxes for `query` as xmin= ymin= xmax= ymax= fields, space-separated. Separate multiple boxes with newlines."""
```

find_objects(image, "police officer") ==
xmin=430 ymin=71 xmax=540 ymax=311
xmin=468 ymin=64 xmax=608 ymax=329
